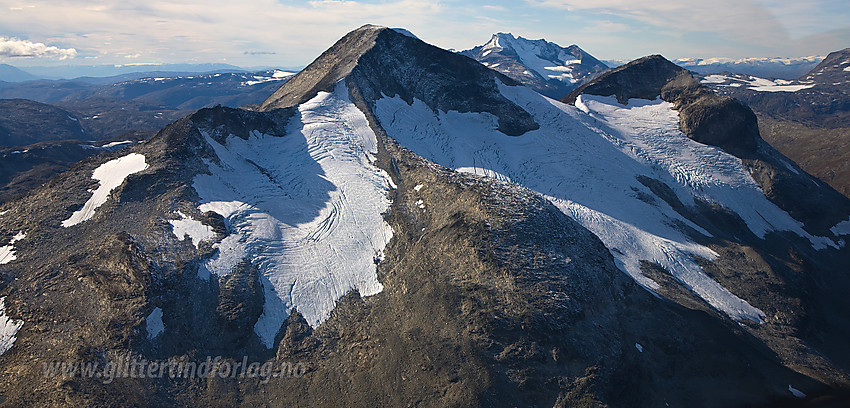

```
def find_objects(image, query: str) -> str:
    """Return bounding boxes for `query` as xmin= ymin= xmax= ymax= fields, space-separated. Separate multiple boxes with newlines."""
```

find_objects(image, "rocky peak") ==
xmin=261 ymin=25 xmax=538 ymax=136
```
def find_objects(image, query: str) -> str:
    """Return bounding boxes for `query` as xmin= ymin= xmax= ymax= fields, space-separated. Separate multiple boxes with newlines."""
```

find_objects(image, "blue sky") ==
xmin=1 ymin=0 xmax=848 ymax=68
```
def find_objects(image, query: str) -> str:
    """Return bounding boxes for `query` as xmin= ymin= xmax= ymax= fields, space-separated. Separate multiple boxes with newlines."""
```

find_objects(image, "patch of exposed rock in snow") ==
xmin=0 ymin=232 xmax=26 ymax=265
xmin=169 ymin=211 xmax=216 ymax=248
xmin=374 ymin=80 xmax=840 ymax=323
xmin=192 ymin=81 xmax=394 ymax=347
xmin=61 ymin=153 xmax=148 ymax=227
xmin=0 ymin=297 xmax=23 ymax=355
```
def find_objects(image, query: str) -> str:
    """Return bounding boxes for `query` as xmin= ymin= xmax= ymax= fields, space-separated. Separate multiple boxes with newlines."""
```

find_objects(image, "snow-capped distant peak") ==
xmin=460 ymin=33 xmax=607 ymax=98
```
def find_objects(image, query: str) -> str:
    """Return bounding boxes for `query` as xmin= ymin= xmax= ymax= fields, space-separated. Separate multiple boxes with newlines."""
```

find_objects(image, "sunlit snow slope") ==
xmin=374 ymin=80 xmax=841 ymax=323
xmin=192 ymin=81 xmax=394 ymax=347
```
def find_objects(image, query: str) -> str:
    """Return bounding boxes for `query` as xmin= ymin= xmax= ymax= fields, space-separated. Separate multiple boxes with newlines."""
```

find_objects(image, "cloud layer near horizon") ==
xmin=0 ymin=0 xmax=847 ymax=66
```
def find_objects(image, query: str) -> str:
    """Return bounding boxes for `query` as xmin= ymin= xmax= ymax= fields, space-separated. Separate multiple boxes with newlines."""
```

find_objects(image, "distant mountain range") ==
xmin=674 ymin=56 xmax=824 ymax=79
xmin=0 ymin=63 xmax=263 ymax=82
xmin=0 ymin=64 xmax=39 ymax=82
xmin=0 ymin=70 xmax=294 ymax=141
xmin=459 ymin=33 xmax=608 ymax=99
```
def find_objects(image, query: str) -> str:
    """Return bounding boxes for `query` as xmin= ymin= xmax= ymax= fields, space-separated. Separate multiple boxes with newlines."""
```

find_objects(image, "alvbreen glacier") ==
xmin=372 ymin=79 xmax=841 ymax=323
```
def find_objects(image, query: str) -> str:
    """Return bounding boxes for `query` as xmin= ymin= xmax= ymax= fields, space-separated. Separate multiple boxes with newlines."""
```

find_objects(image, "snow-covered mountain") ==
xmin=1 ymin=25 xmax=849 ymax=406
xmin=459 ymin=33 xmax=608 ymax=99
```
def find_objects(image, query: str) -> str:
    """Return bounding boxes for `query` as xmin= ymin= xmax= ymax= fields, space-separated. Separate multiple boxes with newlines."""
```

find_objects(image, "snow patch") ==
xmin=0 ymin=232 xmax=25 ymax=265
xmin=145 ymin=307 xmax=164 ymax=339
xmin=61 ymin=153 xmax=148 ymax=227
xmin=831 ymin=216 xmax=850 ymax=236
xmin=192 ymin=81 xmax=393 ymax=347
xmin=0 ymin=297 xmax=23 ymax=356
xmin=170 ymin=211 xmax=217 ymax=248
xmin=100 ymin=140 xmax=134 ymax=149
xmin=391 ymin=28 xmax=419 ymax=39
xmin=788 ymin=385 xmax=806 ymax=398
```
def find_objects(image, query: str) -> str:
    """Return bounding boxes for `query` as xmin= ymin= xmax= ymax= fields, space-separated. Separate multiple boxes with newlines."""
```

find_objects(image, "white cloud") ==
xmin=0 ymin=37 xmax=77 ymax=59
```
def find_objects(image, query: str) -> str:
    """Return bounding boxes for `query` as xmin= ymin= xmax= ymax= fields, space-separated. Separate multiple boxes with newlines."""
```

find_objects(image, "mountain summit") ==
xmin=459 ymin=33 xmax=608 ymax=99
xmin=1 ymin=25 xmax=849 ymax=407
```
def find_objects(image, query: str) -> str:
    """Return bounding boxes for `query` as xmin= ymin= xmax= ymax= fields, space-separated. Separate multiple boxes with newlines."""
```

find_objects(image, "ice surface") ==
xmin=169 ymin=211 xmax=216 ymax=248
xmin=0 ymin=297 xmax=23 ymax=356
xmin=374 ymin=80 xmax=838 ymax=322
xmin=0 ymin=232 xmax=25 ymax=265
xmin=146 ymin=307 xmax=164 ymax=339
xmin=61 ymin=153 xmax=148 ymax=227
xmin=192 ymin=81 xmax=393 ymax=347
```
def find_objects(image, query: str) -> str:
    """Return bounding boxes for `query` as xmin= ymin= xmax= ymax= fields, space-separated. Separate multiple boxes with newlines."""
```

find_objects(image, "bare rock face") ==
xmin=660 ymin=72 xmax=760 ymax=154
xmin=216 ymin=261 xmax=265 ymax=349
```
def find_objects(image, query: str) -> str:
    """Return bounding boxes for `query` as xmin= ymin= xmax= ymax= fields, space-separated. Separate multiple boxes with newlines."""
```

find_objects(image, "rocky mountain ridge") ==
xmin=0 ymin=25 xmax=848 ymax=407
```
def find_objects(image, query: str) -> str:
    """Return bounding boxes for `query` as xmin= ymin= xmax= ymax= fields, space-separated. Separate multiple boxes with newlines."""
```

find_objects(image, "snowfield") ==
xmin=0 ymin=297 xmax=23 ymax=356
xmin=62 ymin=153 xmax=148 ymax=227
xmin=0 ymin=232 xmax=25 ymax=265
xmin=374 ymin=80 xmax=840 ymax=323
xmin=192 ymin=81 xmax=394 ymax=347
